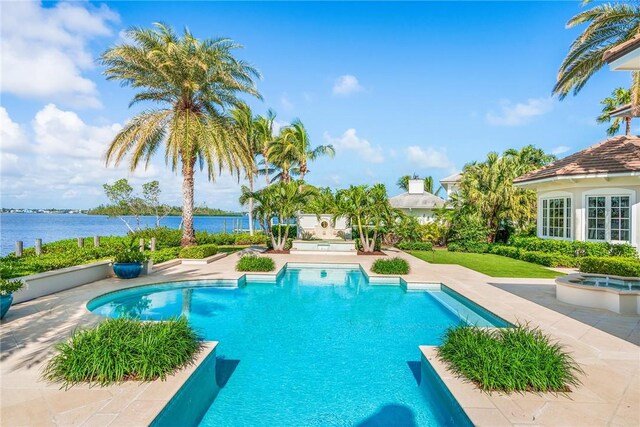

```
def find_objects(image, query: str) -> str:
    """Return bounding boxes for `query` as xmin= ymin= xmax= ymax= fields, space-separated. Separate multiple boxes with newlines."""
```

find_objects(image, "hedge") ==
xmin=487 ymin=245 xmax=577 ymax=268
xmin=447 ymin=241 xmax=489 ymax=254
xmin=509 ymin=237 xmax=637 ymax=259
xmin=178 ymin=244 xmax=218 ymax=259
xmin=236 ymin=255 xmax=275 ymax=272
xmin=371 ymin=257 xmax=410 ymax=275
xmin=397 ymin=241 xmax=433 ymax=251
xmin=579 ymin=257 xmax=640 ymax=277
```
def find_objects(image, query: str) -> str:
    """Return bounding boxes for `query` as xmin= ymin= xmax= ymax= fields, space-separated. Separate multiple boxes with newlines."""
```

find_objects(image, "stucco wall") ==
xmin=397 ymin=208 xmax=437 ymax=224
xmin=535 ymin=177 xmax=640 ymax=248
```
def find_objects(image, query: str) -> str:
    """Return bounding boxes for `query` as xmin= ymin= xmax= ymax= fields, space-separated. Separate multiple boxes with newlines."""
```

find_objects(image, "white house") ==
xmin=389 ymin=179 xmax=446 ymax=224
xmin=439 ymin=172 xmax=462 ymax=199
xmin=513 ymin=136 xmax=640 ymax=248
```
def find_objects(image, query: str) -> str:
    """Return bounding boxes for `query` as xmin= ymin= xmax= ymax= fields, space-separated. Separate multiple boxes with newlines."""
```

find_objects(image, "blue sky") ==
xmin=0 ymin=1 xmax=633 ymax=210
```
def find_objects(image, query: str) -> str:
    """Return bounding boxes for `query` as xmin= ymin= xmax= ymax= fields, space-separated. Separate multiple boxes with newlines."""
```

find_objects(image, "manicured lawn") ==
xmin=408 ymin=250 xmax=564 ymax=278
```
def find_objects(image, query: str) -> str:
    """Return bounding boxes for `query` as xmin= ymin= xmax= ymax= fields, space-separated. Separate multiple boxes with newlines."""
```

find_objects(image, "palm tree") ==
xmin=597 ymin=87 xmax=632 ymax=135
xmin=553 ymin=1 xmax=640 ymax=104
xmin=268 ymin=132 xmax=298 ymax=183
xmin=229 ymin=103 xmax=260 ymax=235
xmin=335 ymin=184 xmax=394 ymax=252
xmin=279 ymin=119 xmax=335 ymax=182
xmin=240 ymin=181 xmax=315 ymax=250
xmin=255 ymin=109 xmax=277 ymax=185
xmin=100 ymin=23 xmax=261 ymax=246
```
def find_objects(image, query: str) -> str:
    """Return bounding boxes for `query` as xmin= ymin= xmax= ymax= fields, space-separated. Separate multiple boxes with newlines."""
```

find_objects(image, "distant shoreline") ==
xmin=1 ymin=211 xmax=244 ymax=217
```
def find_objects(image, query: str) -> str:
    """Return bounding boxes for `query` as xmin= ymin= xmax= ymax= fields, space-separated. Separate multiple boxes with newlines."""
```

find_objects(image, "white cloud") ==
xmin=0 ymin=105 xmax=249 ymax=210
xmin=332 ymin=75 xmax=364 ymax=96
xmin=405 ymin=146 xmax=454 ymax=169
xmin=0 ymin=1 xmax=119 ymax=108
xmin=324 ymin=129 xmax=384 ymax=163
xmin=551 ymin=145 xmax=570 ymax=155
xmin=486 ymin=97 xmax=554 ymax=126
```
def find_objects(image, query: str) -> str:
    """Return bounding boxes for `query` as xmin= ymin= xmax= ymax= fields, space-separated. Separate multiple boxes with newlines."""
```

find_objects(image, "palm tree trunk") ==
xmin=248 ymin=176 xmax=254 ymax=236
xmin=264 ymin=149 xmax=270 ymax=186
xmin=181 ymin=157 xmax=197 ymax=247
xmin=625 ymin=117 xmax=631 ymax=135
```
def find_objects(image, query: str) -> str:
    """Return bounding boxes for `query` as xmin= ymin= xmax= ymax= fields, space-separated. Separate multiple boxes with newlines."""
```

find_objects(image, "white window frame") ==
xmin=582 ymin=188 xmax=635 ymax=245
xmin=584 ymin=193 xmax=635 ymax=244
xmin=538 ymin=193 xmax=573 ymax=240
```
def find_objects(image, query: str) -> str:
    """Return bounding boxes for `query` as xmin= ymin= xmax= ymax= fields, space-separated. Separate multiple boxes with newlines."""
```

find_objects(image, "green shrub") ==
xmin=509 ymin=236 xmax=637 ymax=259
xmin=371 ymin=257 xmax=410 ymax=275
xmin=447 ymin=241 xmax=489 ymax=253
xmin=488 ymin=245 xmax=521 ymax=259
xmin=178 ymin=244 xmax=218 ymax=259
xmin=579 ymin=257 xmax=640 ymax=277
xmin=438 ymin=324 xmax=582 ymax=393
xmin=145 ymin=247 xmax=180 ymax=264
xmin=43 ymin=317 xmax=201 ymax=388
xmin=236 ymin=255 xmax=275 ymax=272
xmin=397 ymin=241 xmax=433 ymax=251
xmin=130 ymin=228 xmax=181 ymax=248
xmin=518 ymin=251 xmax=577 ymax=268
xmin=233 ymin=233 xmax=268 ymax=246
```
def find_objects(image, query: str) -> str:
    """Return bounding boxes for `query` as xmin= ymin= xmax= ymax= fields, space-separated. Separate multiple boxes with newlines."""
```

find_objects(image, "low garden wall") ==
xmin=14 ymin=261 xmax=115 ymax=304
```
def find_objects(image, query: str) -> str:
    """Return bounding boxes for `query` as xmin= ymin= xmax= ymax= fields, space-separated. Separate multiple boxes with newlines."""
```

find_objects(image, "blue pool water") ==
xmin=89 ymin=265 xmax=506 ymax=426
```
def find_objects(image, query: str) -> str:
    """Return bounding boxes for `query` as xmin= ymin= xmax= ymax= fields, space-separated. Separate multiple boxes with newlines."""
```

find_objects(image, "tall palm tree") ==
xmin=229 ymin=103 xmax=260 ymax=235
xmin=255 ymin=109 xmax=277 ymax=186
xmin=268 ymin=132 xmax=298 ymax=183
xmin=597 ymin=87 xmax=632 ymax=135
xmin=100 ymin=23 xmax=261 ymax=246
xmin=279 ymin=119 xmax=335 ymax=182
xmin=553 ymin=1 xmax=640 ymax=104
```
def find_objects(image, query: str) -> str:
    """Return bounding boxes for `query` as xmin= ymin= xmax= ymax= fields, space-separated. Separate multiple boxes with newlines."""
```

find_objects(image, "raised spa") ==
xmin=88 ymin=264 xmax=509 ymax=426
xmin=556 ymin=273 xmax=640 ymax=315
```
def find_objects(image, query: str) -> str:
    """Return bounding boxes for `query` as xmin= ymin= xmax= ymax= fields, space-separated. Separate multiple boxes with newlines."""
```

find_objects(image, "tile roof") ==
xmin=514 ymin=135 xmax=640 ymax=184
xmin=389 ymin=191 xmax=446 ymax=209
xmin=603 ymin=35 xmax=640 ymax=64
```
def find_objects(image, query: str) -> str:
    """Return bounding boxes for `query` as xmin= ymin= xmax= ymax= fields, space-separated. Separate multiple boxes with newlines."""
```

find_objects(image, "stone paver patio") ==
xmin=1 ymin=249 xmax=639 ymax=426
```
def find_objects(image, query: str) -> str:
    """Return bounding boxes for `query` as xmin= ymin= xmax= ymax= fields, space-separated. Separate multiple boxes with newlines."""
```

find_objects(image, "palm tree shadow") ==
xmin=356 ymin=404 xmax=417 ymax=427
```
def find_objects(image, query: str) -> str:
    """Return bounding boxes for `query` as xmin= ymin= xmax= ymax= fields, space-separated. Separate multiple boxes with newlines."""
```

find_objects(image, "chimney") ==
xmin=408 ymin=179 xmax=423 ymax=194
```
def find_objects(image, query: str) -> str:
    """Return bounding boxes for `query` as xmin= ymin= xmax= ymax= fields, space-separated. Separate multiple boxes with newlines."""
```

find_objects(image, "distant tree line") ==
xmin=88 ymin=179 xmax=240 ymax=232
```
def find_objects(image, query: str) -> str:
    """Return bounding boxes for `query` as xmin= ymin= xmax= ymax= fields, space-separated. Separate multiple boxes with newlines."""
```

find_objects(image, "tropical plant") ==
xmin=100 ymin=23 xmax=261 ymax=247
xmin=438 ymin=324 xmax=582 ymax=393
xmin=255 ymin=109 xmax=277 ymax=185
xmin=335 ymin=184 xmax=395 ymax=252
xmin=43 ymin=317 xmax=201 ymax=388
xmin=0 ymin=278 xmax=24 ymax=296
xmin=554 ymin=1 xmax=640 ymax=107
xmin=229 ymin=103 xmax=260 ymax=235
xmin=597 ymin=87 xmax=632 ymax=135
xmin=240 ymin=181 xmax=315 ymax=250
xmin=113 ymin=238 xmax=149 ymax=264
xmin=455 ymin=145 xmax=555 ymax=242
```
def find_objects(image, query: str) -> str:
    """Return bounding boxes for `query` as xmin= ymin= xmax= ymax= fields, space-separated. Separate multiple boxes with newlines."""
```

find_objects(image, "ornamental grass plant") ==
xmin=371 ymin=257 xmax=410 ymax=275
xmin=438 ymin=324 xmax=582 ymax=393
xmin=236 ymin=255 xmax=275 ymax=272
xmin=43 ymin=317 xmax=201 ymax=388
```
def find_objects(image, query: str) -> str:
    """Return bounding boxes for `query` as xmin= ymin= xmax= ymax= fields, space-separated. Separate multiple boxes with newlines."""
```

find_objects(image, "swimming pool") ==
xmin=89 ymin=264 xmax=507 ymax=426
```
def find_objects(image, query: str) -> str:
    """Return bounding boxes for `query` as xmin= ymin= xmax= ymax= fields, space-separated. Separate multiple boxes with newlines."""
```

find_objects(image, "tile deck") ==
xmin=1 ymin=249 xmax=639 ymax=426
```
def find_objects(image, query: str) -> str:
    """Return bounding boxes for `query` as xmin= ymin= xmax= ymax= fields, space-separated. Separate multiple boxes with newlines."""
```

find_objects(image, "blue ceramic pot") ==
xmin=113 ymin=262 xmax=143 ymax=279
xmin=0 ymin=294 xmax=14 ymax=319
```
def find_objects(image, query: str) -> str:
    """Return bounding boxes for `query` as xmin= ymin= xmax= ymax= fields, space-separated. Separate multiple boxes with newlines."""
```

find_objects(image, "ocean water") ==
xmin=89 ymin=266 xmax=503 ymax=426
xmin=0 ymin=213 xmax=249 ymax=255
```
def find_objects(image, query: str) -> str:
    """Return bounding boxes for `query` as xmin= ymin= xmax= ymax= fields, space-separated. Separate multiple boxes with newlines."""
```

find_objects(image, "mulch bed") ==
xmin=357 ymin=251 xmax=386 ymax=256
xmin=265 ymin=249 xmax=290 ymax=254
